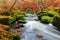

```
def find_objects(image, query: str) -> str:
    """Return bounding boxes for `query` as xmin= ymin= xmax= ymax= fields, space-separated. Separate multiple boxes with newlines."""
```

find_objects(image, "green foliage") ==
xmin=13 ymin=34 xmax=20 ymax=40
xmin=9 ymin=32 xmax=14 ymax=40
xmin=9 ymin=32 xmax=20 ymax=40
xmin=36 ymin=11 xmax=47 ymax=19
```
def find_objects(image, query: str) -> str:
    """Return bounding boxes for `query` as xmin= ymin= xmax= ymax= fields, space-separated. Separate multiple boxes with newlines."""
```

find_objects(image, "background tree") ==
xmin=44 ymin=0 xmax=60 ymax=10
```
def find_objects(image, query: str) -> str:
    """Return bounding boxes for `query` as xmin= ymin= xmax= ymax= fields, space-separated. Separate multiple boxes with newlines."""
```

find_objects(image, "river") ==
xmin=20 ymin=14 xmax=60 ymax=40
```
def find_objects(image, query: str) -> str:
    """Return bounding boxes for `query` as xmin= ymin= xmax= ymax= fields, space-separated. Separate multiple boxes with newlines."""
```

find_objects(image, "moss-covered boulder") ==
xmin=17 ymin=16 xmax=26 ymax=24
xmin=13 ymin=10 xmax=26 ymax=17
xmin=0 ymin=16 xmax=16 ymax=25
xmin=41 ymin=16 xmax=52 ymax=24
xmin=36 ymin=12 xmax=47 ymax=19
xmin=52 ymin=14 xmax=60 ymax=28
xmin=46 ymin=10 xmax=58 ymax=17
xmin=13 ymin=10 xmax=26 ymax=21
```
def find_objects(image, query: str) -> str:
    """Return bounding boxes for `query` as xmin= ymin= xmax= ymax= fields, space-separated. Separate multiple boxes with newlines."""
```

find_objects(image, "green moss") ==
xmin=0 ymin=17 xmax=16 ymax=25
xmin=41 ymin=16 xmax=52 ymax=23
xmin=19 ymin=16 xmax=25 ymax=20
xmin=52 ymin=14 xmax=60 ymax=28
xmin=36 ymin=11 xmax=47 ymax=19
xmin=46 ymin=10 xmax=58 ymax=17
xmin=14 ymin=10 xmax=26 ymax=16
xmin=9 ymin=17 xmax=16 ymax=24
xmin=14 ymin=10 xmax=26 ymax=21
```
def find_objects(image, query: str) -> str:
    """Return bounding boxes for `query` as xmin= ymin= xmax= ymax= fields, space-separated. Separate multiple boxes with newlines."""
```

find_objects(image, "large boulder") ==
xmin=41 ymin=16 xmax=52 ymax=24
xmin=45 ymin=10 xmax=58 ymax=17
xmin=0 ymin=16 xmax=16 ymax=25
xmin=52 ymin=14 xmax=60 ymax=28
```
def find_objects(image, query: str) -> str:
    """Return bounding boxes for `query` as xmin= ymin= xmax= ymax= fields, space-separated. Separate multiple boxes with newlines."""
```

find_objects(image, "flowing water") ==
xmin=20 ymin=14 xmax=60 ymax=40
